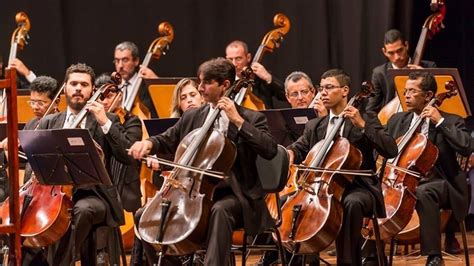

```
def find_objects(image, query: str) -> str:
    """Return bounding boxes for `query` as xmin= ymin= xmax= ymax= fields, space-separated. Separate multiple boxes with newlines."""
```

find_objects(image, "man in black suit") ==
xmin=385 ymin=71 xmax=470 ymax=265
xmin=36 ymin=63 xmax=130 ymax=265
xmin=225 ymin=40 xmax=287 ymax=109
xmin=129 ymin=57 xmax=277 ymax=265
xmin=287 ymin=69 xmax=397 ymax=265
xmin=366 ymin=29 xmax=437 ymax=113
xmin=114 ymin=41 xmax=158 ymax=118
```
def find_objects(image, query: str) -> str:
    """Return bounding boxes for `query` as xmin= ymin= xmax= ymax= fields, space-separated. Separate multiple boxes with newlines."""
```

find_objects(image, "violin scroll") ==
xmin=98 ymin=72 xmax=122 ymax=100
xmin=353 ymin=81 xmax=374 ymax=107
xmin=149 ymin=22 xmax=175 ymax=60
xmin=434 ymin=80 xmax=458 ymax=107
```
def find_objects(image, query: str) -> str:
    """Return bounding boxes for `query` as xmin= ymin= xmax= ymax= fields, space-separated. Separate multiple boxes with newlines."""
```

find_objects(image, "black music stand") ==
xmin=18 ymin=128 xmax=111 ymax=186
xmin=144 ymin=118 xmax=179 ymax=136
xmin=261 ymin=108 xmax=317 ymax=147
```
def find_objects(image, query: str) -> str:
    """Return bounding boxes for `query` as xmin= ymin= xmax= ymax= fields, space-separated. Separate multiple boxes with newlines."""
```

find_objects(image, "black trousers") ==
xmin=135 ymin=194 xmax=243 ymax=266
xmin=47 ymin=194 xmax=106 ymax=265
xmin=336 ymin=187 xmax=374 ymax=265
xmin=416 ymin=178 xmax=450 ymax=256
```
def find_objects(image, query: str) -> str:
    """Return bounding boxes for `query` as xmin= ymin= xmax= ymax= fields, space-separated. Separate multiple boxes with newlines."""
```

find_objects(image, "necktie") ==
xmin=66 ymin=113 xmax=76 ymax=128
xmin=326 ymin=116 xmax=340 ymax=138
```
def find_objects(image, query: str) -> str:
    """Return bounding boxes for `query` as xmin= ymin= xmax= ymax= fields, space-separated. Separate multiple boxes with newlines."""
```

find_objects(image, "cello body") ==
xmin=138 ymin=128 xmax=236 ymax=255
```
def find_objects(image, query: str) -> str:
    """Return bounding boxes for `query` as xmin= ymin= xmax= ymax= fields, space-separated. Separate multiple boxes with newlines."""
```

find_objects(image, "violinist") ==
xmin=287 ymin=69 xmax=397 ymax=265
xmin=366 ymin=29 xmax=436 ymax=113
xmin=35 ymin=63 xmax=130 ymax=265
xmin=225 ymin=40 xmax=286 ymax=108
xmin=114 ymin=41 xmax=158 ymax=117
xmin=384 ymin=71 xmax=471 ymax=265
xmin=129 ymin=57 xmax=277 ymax=265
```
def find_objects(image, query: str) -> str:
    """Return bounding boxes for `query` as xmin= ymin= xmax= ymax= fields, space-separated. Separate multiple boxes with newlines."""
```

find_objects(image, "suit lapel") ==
xmin=342 ymin=119 xmax=353 ymax=138
xmin=317 ymin=116 xmax=329 ymax=140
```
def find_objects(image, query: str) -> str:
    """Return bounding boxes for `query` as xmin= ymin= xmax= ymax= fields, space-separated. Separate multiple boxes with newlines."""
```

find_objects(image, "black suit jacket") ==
xmin=252 ymin=75 xmax=286 ymax=109
xmin=367 ymin=60 xmax=437 ymax=113
xmin=385 ymin=111 xmax=471 ymax=221
xmin=37 ymin=111 xmax=129 ymax=226
xmin=288 ymin=111 xmax=398 ymax=217
xmin=148 ymin=104 xmax=277 ymax=234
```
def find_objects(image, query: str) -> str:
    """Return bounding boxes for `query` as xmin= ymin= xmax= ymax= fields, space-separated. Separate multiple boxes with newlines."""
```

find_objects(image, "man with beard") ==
xmin=35 ymin=63 xmax=130 ymax=265
xmin=114 ymin=41 xmax=158 ymax=118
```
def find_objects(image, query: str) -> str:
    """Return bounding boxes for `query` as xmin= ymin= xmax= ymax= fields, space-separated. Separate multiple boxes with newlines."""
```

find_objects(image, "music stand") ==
xmin=145 ymin=77 xmax=197 ymax=118
xmin=144 ymin=118 xmax=179 ymax=136
xmin=18 ymin=128 xmax=111 ymax=186
xmin=0 ymin=123 xmax=25 ymax=140
xmin=388 ymin=68 xmax=471 ymax=117
xmin=261 ymin=108 xmax=317 ymax=147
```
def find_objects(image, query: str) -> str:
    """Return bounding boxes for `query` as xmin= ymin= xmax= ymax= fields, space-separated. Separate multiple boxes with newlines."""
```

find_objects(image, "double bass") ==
xmin=362 ymin=81 xmax=458 ymax=241
xmin=1 ymin=12 xmax=31 ymax=123
xmin=277 ymin=83 xmax=374 ymax=254
xmin=235 ymin=13 xmax=290 ymax=111
xmin=378 ymin=0 xmax=446 ymax=125
xmin=137 ymin=70 xmax=254 ymax=256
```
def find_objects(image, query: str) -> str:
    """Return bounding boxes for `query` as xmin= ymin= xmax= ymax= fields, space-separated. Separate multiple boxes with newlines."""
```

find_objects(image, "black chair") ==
xmin=231 ymin=144 xmax=289 ymax=266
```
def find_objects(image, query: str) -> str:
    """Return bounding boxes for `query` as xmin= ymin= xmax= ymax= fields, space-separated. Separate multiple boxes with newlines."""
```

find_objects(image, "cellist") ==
xmin=128 ymin=57 xmax=277 ymax=265
xmin=384 ymin=71 xmax=471 ymax=265
xmin=287 ymin=69 xmax=397 ymax=265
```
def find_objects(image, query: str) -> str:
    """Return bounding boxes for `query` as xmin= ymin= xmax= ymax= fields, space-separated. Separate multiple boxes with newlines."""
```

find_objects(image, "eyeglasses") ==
xmin=27 ymin=100 xmax=48 ymax=107
xmin=316 ymin=84 xmax=344 ymax=92
xmin=403 ymin=88 xmax=425 ymax=96
xmin=287 ymin=89 xmax=312 ymax=98
xmin=112 ymin=57 xmax=131 ymax=64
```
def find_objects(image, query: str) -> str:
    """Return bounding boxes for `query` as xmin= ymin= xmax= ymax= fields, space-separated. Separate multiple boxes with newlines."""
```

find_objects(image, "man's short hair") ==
xmin=408 ymin=71 xmax=437 ymax=94
xmin=226 ymin=40 xmax=249 ymax=54
xmin=320 ymin=69 xmax=351 ymax=87
xmin=115 ymin=41 xmax=140 ymax=59
xmin=197 ymin=57 xmax=236 ymax=85
xmin=64 ymin=63 xmax=95 ymax=85
xmin=29 ymin=76 xmax=58 ymax=100
xmin=284 ymin=71 xmax=314 ymax=93
xmin=384 ymin=29 xmax=406 ymax=45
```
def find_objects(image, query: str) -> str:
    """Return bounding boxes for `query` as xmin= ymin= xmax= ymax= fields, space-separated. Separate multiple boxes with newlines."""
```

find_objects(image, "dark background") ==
xmin=1 ymin=0 xmax=472 ymax=123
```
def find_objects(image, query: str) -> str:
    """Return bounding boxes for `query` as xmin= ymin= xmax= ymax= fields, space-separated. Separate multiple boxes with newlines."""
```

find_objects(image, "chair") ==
xmin=231 ymin=144 xmax=289 ymax=266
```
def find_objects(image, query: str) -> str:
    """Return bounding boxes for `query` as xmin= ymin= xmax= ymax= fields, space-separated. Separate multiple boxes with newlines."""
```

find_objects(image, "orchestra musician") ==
xmin=384 ymin=71 xmax=471 ymax=266
xmin=366 ymin=29 xmax=436 ymax=113
xmin=35 ymin=63 xmax=130 ymax=265
xmin=225 ymin=40 xmax=286 ymax=109
xmin=169 ymin=78 xmax=204 ymax=118
xmin=128 ymin=57 xmax=277 ymax=265
xmin=287 ymin=69 xmax=397 ymax=265
xmin=113 ymin=41 xmax=158 ymax=118
xmin=284 ymin=71 xmax=326 ymax=115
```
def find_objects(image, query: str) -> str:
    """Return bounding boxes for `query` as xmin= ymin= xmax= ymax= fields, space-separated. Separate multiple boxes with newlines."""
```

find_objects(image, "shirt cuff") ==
xmin=435 ymin=117 xmax=445 ymax=127
xmin=101 ymin=119 xmax=112 ymax=134
xmin=26 ymin=71 xmax=37 ymax=83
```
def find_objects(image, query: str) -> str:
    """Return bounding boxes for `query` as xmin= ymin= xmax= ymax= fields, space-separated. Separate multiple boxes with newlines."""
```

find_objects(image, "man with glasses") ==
xmin=384 ymin=71 xmax=470 ymax=266
xmin=284 ymin=71 xmax=327 ymax=117
xmin=287 ymin=69 xmax=397 ymax=265
xmin=366 ymin=29 xmax=436 ymax=113
xmin=113 ymin=41 xmax=158 ymax=117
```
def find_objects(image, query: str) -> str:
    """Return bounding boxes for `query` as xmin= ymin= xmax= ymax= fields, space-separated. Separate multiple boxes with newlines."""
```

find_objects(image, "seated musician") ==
xmin=169 ymin=78 xmax=204 ymax=118
xmin=284 ymin=71 xmax=326 ymax=116
xmin=113 ymin=41 xmax=158 ymax=118
xmin=366 ymin=29 xmax=436 ymax=113
xmin=128 ymin=57 xmax=277 ymax=265
xmin=384 ymin=71 xmax=471 ymax=265
xmin=35 ymin=63 xmax=130 ymax=265
xmin=287 ymin=69 xmax=397 ymax=265
xmin=225 ymin=40 xmax=287 ymax=109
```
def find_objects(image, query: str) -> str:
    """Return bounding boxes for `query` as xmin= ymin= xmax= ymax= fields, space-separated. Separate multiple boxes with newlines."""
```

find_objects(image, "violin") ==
xmin=235 ymin=13 xmax=290 ymax=111
xmin=367 ymin=81 xmax=458 ymax=243
xmin=137 ymin=69 xmax=254 ymax=256
xmin=378 ymin=0 xmax=446 ymax=125
xmin=1 ymin=12 xmax=31 ymax=122
xmin=277 ymin=82 xmax=374 ymax=254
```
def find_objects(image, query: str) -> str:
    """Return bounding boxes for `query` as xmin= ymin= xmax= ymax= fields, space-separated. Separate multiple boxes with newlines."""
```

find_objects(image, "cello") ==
xmin=277 ymin=82 xmax=374 ymax=254
xmin=235 ymin=13 xmax=290 ymax=111
xmin=1 ymin=12 xmax=31 ymax=123
xmin=362 ymin=81 xmax=458 ymax=241
xmin=378 ymin=0 xmax=446 ymax=125
xmin=137 ymin=70 xmax=254 ymax=256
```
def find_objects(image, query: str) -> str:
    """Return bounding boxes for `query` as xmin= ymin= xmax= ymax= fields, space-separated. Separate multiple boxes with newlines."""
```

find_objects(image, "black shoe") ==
xmin=444 ymin=236 xmax=462 ymax=254
xmin=257 ymin=251 xmax=278 ymax=266
xmin=426 ymin=255 xmax=445 ymax=266
xmin=326 ymin=247 xmax=336 ymax=256
xmin=362 ymin=256 xmax=380 ymax=266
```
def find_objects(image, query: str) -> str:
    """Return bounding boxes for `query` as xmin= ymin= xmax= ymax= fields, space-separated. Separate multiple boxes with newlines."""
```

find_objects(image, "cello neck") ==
xmin=123 ymin=52 xmax=153 ymax=112
xmin=8 ymin=43 xmax=18 ymax=65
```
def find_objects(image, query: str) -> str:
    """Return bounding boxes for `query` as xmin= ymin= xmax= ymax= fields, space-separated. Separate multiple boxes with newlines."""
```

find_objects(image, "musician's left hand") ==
xmin=251 ymin=62 xmax=272 ymax=84
xmin=342 ymin=105 xmax=365 ymax=129
xmin=138 ymin=66 xmax=159 ymax=79
xmin=218 ymin=97 xmax=244 ymax=128
xmin=85 ymin=101 xmax=109 ymax=126
xmin=421 ymin=105 xmax=442 ymax=124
